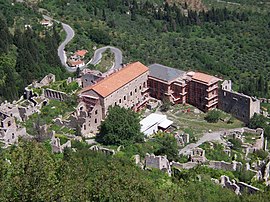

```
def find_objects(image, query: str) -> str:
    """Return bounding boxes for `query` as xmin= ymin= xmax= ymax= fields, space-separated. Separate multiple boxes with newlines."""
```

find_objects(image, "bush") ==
xmin=228 ymin=138 xmax=242 ymax=151
xmin=204 ymin=110 xmax=221 ymax=123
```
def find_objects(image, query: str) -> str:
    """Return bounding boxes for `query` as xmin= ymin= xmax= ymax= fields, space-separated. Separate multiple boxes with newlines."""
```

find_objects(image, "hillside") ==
xmin=0 ymin=0 xmax=70 ymax=102
xmin=40 ymin=0 xmax=270 ymax=98
xmin=167 ymin=0 xmax=206 ymax=11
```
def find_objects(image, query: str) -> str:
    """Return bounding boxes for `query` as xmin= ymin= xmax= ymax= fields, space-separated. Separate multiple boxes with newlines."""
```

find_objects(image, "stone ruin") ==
xmin=223 ymin=127 xmax=265 ymax=155
xmin=172 ymin=147 xmax=244 ymax=172
xmin=0 ymin=115 xmax=27 ymax=147
xmin=190 ymin=147 xmax=206 ymax=163
xmin=44 ymin=88 xmax=68 ymax=101
xmin=32 ymin=73 xmax=55 ymax=88
xmin=174 ymin=132 xmax=189 ymax=147
xmin=89 ymin=145 xmax=116 ymax=155
xmin=144 ymin=153 xmax=171 ymax=176
xmin=50 ymin=133 xmax=71 ymax=153
xmin=208 ymin=161 xmax=242 ymax=171
xmin=219 ymin=175 xmax=260 ymax=195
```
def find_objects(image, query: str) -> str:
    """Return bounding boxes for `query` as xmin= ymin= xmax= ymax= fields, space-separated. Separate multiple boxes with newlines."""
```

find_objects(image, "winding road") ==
xmin=87 ymin=46 xmax=123 ymax=70
xmin=45 ymin=15 xmax=123 ymax=73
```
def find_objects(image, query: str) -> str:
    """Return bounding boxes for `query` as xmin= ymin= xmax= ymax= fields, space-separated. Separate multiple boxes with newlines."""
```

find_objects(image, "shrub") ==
xmin=205 ymin=110 xmax=221 ymax=123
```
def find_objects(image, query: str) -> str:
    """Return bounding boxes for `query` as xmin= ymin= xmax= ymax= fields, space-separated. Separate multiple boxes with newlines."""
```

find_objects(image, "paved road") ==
xmin=58 ymin=23 xmax=75 ymax=71
xmin=179 ymin=128 xmax=243 ymax=155
xmin=46 ymin=15 xmax=123 ymax=72
xmin=43 ymin=15 xmax=76 ymax=72
xmin=87 ymin=46 xmax=123 ymax=70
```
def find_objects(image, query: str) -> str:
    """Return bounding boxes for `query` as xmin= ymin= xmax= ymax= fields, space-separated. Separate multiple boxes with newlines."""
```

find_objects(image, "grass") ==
xmin=45 ymin=80 xmax=79 ymax=94
xmin=243 ymin=132 xmax=258 ymax=144
xmin=165 ymin=104 xmax=244 ymax=139
xmin=95 ymin=49 xmax=114 ymax=73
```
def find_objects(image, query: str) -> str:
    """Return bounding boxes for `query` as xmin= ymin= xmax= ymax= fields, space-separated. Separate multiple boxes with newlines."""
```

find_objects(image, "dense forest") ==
xmin=0 ymin=0 xmax=69 ymax=102
xmin=40 ymin=0 xmax=270 ymax=98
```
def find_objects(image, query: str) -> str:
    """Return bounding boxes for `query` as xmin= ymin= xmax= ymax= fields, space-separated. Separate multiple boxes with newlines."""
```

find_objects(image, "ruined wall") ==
xmin=44 ymin=89 xmax=68 ymax=101
xmin=145 ymin=153 xmax=171 ymax=173
xmin=218 ymin=80 xmax=260 ymax=123
xmin=208 ymin=161 xmax=242 ymax=171
xmin=220 ymin=175 xmax=260 ymax=195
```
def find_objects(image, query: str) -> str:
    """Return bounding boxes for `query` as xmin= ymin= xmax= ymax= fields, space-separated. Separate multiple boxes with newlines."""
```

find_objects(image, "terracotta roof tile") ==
xmin=75 ymin=50 xmax=88 ymax=57
xmin=80 ymin=62 xmax=149 ymax=97
xmin=192 ymin=72 xmax=220 ymax=84
xmin=68 ymin=60 xmax=84 ymax=66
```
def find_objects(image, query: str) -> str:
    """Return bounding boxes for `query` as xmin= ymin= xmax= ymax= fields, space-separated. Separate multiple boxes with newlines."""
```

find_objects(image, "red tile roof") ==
xmin=75 ymin=50 xmax=88 ymax=57
xmin=68 ymin=60 xmax=84 ymax=66
xmin=192 ymin=72 xmax=220 ymax=85
xmin=80 ymin=62 xmax=149 ymax=97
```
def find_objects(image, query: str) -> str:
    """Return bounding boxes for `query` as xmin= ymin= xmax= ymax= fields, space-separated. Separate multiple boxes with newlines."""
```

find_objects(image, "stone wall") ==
xmin=90 ymin=145 xmax=116 ymax=155
xmin=219 ymin=80 xmax=260 ymax=123
xmin=33 ymin=73 xmax=55 ymax=88
xmin=208 ymin=161 xmax=242 ymax=171
xmin=171 ymin=161 xmax=198 ymax=170
xmin=145 ymin=153 xmax=171 ymax=176
xmin=220 ymin=175 xmax=260 ymax=195
xmin=51 ymin=133 xmax=71 ymax=153
xmin=44 ymin=89 xmax=68 ymax=101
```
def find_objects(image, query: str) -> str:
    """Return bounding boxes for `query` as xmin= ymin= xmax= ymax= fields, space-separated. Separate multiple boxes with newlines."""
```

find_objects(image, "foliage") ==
xmin=23 ymin=99 xmax=76 ymax=136
xmin=160 ymin=96 xmax=171 ymax=112
xmin=40 ymin=0 xmax=270 ymax=101
xmin=1 ymin=140 xmax=267 ymax=201
xmin=154 ymin=133 xmax=179 ymax=161
xmin=248 ymin=113 xmax=270 ymax=140
xmin=47 ymin=80 xmax=79 ymax=94
xmin=0 ymin=141 xmax=171 ymax=201
xmin=205 ymin=110 xmax=222 ymax=123
xmin=228 ymin=138 xmax=243 ymax=152
xmin=97 ymin=105 xmax=143 ymax=145
xmin=254 ymin=149 xmax=268 ymax=160
xmin=0 ymin=141 xmax=58 ymax=201
xmin=0 ymin=2 xmax=71 ymax=101
xmin=233 ymin=168 xmax=255 ymax=184
xmin=200 ymin=142 xmax=231 ymax=162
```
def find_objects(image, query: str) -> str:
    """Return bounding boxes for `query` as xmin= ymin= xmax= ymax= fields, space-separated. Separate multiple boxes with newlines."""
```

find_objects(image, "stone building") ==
xmin=187 ymin=71 xmax=220 ymax=112
xmin=0 ymin=115 xmax=27 ymax=146
xmin=80 ymin=69 xmax=104 ymax=88
xmin=145 ymin=153 xmax=171 ymax=176
xmin=190 ymin=147 xmax=206 ymax=163
xmin=218 ymin=80 xmax=260 ymax=123
xmin=148 ymin=64 xmax=187 ymax=104
xmin=78 ymin=61 xmax=149 ymax=135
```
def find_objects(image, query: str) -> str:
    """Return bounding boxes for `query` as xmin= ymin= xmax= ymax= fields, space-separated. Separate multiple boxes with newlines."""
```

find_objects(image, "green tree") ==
xmin=0 ymin=141 xmax=58 ymax=201
xmin=248 ymin=113 xmax=266 ymax=129
xmin=155 ymin=133 xmax=179 ymax=161
xmin=97 ymin=105 xmax=143 ymax=145
xmin=205 ymin=110 xmax=221 ymax=123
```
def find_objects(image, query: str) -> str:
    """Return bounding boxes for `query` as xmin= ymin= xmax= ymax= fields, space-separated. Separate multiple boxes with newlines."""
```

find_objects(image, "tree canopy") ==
xmin=97 ymin=105 xmax=144 ymax=145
